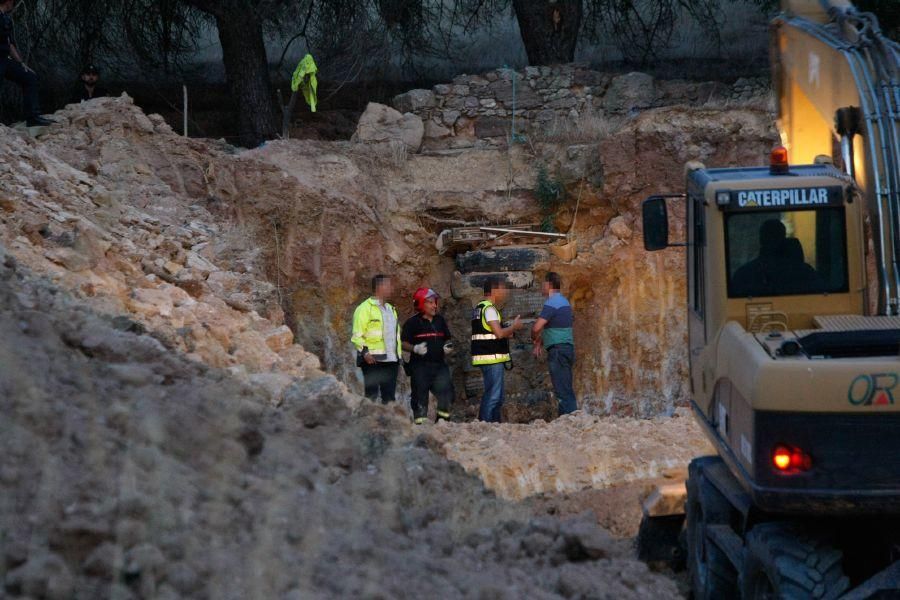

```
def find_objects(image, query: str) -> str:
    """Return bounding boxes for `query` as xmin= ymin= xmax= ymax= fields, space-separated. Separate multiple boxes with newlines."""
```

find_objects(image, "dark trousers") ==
xmin=0 ymin=56 xmax=41 ymax=118
xmin=410 ymin=361 xmax=454 ymax=420
xmin=361 ymin=361 xmax=398 ymax=404
xmin=478 ymin=363 xmax=505 ymax=422
xmin=548 ymin=343 xmax=577 ymax=415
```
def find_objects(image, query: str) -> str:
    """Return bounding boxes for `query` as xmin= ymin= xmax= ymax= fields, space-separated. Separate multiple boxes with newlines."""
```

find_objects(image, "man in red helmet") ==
xmin=401 ymin=287 xmax=455 ymax=424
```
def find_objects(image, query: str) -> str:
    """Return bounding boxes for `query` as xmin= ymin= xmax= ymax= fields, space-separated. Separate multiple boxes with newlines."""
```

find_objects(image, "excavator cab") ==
xmin=634 ymin=1 xmax=899 ymax=597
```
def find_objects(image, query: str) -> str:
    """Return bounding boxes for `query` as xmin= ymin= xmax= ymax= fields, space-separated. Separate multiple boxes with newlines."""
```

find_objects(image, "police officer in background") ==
xmin=402 ymin=288 xmax=455 ymax=424
xmin=69 ymin=64 xmax=108 ymax=104
xmin=0 ymin=0 xmax=53 ymax=126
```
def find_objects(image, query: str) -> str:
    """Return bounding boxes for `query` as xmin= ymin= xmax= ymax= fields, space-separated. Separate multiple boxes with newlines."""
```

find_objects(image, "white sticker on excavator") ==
xmin=809 ymin=51 xmax=820 ymax=87
xmin=741 ymin=435 xmax=753 ymax=465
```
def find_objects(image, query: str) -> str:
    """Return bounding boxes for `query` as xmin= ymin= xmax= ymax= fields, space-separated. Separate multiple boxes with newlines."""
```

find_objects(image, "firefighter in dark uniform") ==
xmin=402 ymin=288 xmax=455 ymax=424
xmin=0 ymin=0 xmax=52 ymax=126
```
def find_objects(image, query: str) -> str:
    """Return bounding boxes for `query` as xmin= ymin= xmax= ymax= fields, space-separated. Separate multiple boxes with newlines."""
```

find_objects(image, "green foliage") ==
xmin=535 ymin=166 xmax=565 ymax=233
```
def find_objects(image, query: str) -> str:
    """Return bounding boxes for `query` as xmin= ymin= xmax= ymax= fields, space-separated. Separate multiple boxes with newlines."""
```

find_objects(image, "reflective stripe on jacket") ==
xmin=351 ymin=297 xmax=401 ymax=360
xmin=470 ymin=300 xmax=510 ymax=366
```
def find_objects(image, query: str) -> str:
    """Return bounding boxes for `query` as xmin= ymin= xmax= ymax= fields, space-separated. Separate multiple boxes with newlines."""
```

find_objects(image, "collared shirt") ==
xmin=378 ymin=300 xmax=398 ymax=362
xmin=539 ymin=291 xmax=574 ymax=348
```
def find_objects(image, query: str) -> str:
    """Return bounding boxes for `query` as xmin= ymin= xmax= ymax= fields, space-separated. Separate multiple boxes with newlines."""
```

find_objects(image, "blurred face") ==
xmin=375 ymin=278 xmax=393 ymax=299
xmin=492 ymin=285 xmax=508 ymax=303
xmin=422 ymin=296 xmax=437 ymax=317
xmin=81 ymin=72 xmax=99 ymax=86
xmin=541 ymin=280 xmax=551 ymax=297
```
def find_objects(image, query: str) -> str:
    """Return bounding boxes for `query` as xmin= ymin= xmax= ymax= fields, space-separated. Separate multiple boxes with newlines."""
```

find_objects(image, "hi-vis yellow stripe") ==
xmin=472 ymin=353 xmax=510 ymax=365
xmin=471 ymin=333 xmax=498 ymax=340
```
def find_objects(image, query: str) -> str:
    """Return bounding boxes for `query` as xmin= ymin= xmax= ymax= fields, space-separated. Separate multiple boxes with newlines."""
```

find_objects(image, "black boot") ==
xmin=26 ymin=115 xmax=55 ymax=127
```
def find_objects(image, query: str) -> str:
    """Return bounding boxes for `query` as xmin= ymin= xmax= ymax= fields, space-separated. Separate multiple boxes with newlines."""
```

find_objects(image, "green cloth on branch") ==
xmin=291 ymin=53 xmax=318 ymax=112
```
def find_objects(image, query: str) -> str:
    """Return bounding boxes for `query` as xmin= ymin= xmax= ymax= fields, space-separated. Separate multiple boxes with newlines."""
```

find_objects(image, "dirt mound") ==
xmin=0 ymin=248 xmax=680 ymax=598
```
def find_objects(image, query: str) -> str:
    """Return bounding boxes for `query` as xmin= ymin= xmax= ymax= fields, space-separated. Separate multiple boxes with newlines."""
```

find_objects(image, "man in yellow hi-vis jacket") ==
xmin=351 ymin=274 xmax=402 ymax=403
xmin=471 ymin=276 xmax=521 ymax=422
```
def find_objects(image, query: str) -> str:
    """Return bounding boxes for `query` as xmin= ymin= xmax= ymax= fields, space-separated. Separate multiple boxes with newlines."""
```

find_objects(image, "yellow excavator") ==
xmin=637 ymin=1 xmax=900 ymax=598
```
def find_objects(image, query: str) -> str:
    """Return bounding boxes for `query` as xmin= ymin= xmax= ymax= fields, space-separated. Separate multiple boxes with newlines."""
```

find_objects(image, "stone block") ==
xmin=474 ymin=117 xmax=509 ymax=139
xmin=488 ymin=80 xmax=543 ymax=109
xmin=352 ymin=102 xmax=424 ymax=152
xmin=442 ymin=110 xmax=461 ymax=126
xmin=603 ymin=71 xmax=656 ymax=113
xmin=392 ymin=89 xmax=436 ymax=114
xmin=424 ymin=120 xmax=452 ymax=139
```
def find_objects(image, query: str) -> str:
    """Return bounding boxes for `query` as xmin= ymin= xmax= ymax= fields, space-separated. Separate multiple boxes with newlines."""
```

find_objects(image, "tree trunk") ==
xmin=511 ymin=0 xmax=582 ymax=65
xmin=214 ymin=7 xmax=278 ymax=147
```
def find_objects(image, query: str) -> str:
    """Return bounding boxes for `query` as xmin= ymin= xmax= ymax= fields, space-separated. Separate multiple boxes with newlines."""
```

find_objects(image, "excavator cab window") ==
xmin=725 ymin=208 xmax=848 ymax=298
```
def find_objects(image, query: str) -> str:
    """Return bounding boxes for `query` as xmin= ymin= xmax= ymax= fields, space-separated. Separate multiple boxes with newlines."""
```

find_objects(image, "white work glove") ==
xmin=413 ymin=342 xmax=428 ymax=355
xmin=443 ymin=342 xmax=455 ymax=356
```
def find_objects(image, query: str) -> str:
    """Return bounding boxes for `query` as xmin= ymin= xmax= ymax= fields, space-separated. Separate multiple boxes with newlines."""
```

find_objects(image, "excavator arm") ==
xmin=773 ymin=0 xmax=900 ymax=314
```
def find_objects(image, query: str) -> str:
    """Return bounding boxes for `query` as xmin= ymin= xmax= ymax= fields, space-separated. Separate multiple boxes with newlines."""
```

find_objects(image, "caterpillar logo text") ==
xmin=848 ymin=373 xmax=899 ymax=406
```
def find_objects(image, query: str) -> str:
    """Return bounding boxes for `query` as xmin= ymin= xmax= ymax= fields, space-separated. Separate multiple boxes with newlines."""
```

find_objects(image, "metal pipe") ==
xmin=478 ymin=227 xmax=568 ymax=238
xmin=840 ymin=135 xmax=854 ymax=178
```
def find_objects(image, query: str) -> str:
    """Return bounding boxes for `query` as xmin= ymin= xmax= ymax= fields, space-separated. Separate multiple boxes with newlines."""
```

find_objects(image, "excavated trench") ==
xmin=0 ymin=87 xmax=777 ymax=598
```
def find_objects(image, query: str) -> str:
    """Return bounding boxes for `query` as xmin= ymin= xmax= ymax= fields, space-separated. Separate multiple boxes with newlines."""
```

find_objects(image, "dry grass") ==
xmin=531 ymin=107 xmax=618 ymax=144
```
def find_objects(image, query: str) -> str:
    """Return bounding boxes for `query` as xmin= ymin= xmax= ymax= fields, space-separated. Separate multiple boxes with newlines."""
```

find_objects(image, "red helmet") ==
xmin=413 ymin=287 xmax=439 ymax=312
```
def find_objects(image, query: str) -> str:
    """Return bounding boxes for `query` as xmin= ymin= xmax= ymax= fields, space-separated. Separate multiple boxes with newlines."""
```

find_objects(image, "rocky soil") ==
xmin=429 ymin=410 xmax=712 ymax=501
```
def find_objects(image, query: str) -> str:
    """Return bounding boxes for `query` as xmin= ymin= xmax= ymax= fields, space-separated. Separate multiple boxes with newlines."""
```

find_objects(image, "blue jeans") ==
xmin=548 ymin=344 xmax=577 ymax=415
xmin=478 ymin=363 xmax=505 ymax=422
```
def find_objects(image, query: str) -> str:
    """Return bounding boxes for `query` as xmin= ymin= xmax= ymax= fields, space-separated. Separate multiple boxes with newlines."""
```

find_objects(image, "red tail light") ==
xmin=772 ymin=444 xmax=812 ymax=473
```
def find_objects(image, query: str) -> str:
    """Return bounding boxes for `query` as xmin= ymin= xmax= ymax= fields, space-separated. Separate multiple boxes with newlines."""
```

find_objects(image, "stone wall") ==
xmin=393 ymin=64 xmax=771 ymax=151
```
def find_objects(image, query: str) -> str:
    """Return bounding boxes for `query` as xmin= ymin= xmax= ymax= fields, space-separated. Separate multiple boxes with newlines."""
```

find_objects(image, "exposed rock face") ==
xmin=351 ymin=102 xmax=425 ymax=151
xmin=0 ymin=93 xmax=776 ymax=423
xmin=604 ymin=72 xmax=657 ymax=113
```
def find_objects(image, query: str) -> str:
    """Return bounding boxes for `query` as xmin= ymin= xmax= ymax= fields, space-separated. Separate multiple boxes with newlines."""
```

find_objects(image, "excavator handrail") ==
xmin=773 ymin=8 xmax=900 ymax=314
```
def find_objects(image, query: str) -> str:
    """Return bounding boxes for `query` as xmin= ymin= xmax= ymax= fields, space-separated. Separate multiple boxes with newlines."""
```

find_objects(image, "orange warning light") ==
xmin=770 ymin=146 xmax=790 ymax=175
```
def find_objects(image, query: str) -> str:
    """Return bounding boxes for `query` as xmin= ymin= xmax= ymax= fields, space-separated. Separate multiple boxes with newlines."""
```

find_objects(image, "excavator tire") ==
xmin=686 ymin=457 xmax=738 ymax=600
xmin=741 ymin=522 xmax=850 ymax=600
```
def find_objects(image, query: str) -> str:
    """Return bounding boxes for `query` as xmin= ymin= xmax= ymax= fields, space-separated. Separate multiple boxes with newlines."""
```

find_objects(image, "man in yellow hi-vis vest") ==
xmin=351 ymin=274 xmax=402 ymax=403
xmin=470 ymin=276 xmax=521 ymax=422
